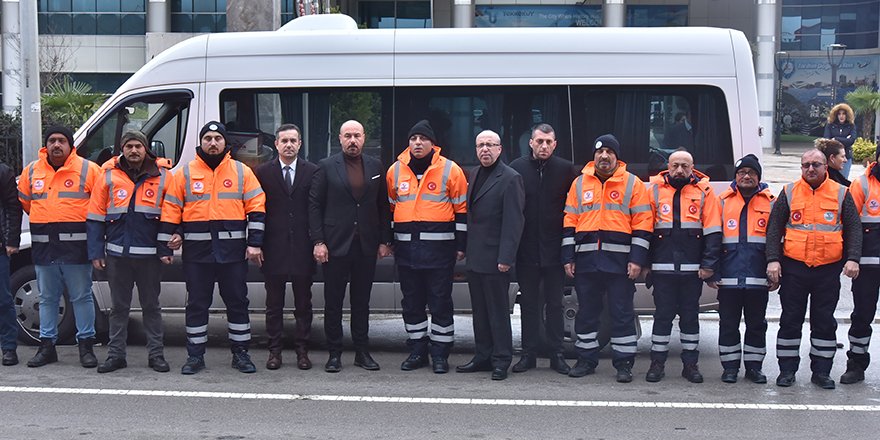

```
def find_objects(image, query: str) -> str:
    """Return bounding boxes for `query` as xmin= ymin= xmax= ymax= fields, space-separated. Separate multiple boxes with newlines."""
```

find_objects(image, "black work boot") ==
xmin=1 ymin=349 xmax=18 ymax=366
xmin=645 ymin=360 xmax=665 ymax=382
xmin=27 ymin=338 xmax=58 ymax=368
xmin=615 ymin=362 xmax=634 ymax=383
xmin=840 ymin=360 xmax=866 ymax=384
xmin=231 ymin=348 xmax=257 ymax=373
xmin=78 ymin=337 xmax=98 ymax=368
xmin=682 ymin=362 xmax=704 ymax=383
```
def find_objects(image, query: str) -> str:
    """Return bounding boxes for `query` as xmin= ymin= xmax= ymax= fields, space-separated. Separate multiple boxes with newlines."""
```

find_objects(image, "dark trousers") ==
xmin=847 ymin=267 xmax=880 ymax=369
xmin=650 ymin=273 xmax=702 ymax=364
xmin=517 ymin=264 xmax=565 ymax=356
xmin=105 ymin=255 xmax=164 ymax=358
xmin=574 ymin=271 xmax=637 ymax=368
xmin=399 ymin=265 xmax=454 ymax=359
xmin=322 ymin=239 xmax=377 ymax=353
xmin=717 ymin=287 xmax=768 ymax=371
xmin=776 ymin=258 xmax=841 ymax=375
xmin=264 ymin=273 xmax=313 ymax=354
xmin=467 ymin=270 xmax=513 ymax=369
xmin=183 ymin=260 xmax=250 ymax=357
xmin=0 ymin=252 xmax=18 ymax=351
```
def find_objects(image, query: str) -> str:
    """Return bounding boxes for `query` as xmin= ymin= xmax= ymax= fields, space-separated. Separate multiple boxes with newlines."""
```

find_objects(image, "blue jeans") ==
xmin=842 ymin=158 xmax=853 ymax=180
xmin=0 ymin=252 xmax=18 ymax=351
xmin=35 ymin=264 xmax=95 ymax=342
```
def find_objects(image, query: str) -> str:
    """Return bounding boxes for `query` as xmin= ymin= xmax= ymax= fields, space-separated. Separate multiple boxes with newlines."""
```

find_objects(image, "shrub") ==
xmin=852 ymin=137 xmax=877 ymax=163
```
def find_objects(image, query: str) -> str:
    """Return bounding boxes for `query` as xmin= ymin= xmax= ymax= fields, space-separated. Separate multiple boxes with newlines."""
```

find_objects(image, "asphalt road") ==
xmin=3 ymin=313 xmax=880 ymax=440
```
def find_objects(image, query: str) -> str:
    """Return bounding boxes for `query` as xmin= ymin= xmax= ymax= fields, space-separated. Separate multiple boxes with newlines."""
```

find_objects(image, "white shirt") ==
xmin=280 ymin=157 xmax=297 ymax=184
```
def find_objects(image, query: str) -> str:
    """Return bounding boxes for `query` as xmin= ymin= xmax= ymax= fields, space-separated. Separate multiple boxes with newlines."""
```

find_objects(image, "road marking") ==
xmin=1 ymin=386 xmax=878 ymax=411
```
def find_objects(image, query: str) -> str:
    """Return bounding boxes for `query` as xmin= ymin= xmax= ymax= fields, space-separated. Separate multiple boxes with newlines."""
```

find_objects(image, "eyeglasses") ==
xmin=801 ymin=162 xmax=826 ymax=169
xmin=476 ymin=142 xmax=501 ymax=149
xmin=736 ymin=169 xmax=757 ymax=177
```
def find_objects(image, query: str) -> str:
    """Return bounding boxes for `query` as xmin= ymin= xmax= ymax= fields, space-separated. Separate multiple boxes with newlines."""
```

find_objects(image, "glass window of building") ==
xmin=358 ymin=1 xmax=431 ymax=28
xmin=281 ymin=0 xmax=296 ymax=25
xmin=171 ymin=0 xmax=227 ymax=32
xmin=782 ymin=0 xmax=879 ymax=50
xmin=474 ymin=5 xmax=601 ymax=27
xmin=626 ymin=5 xmax=688 ymax=27
xmin=38 ymin=0 xmax=145 ymax=35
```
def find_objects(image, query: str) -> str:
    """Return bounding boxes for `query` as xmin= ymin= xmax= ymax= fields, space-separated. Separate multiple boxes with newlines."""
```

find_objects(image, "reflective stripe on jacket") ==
xmin=18 ymin=147 xmax=101 ymax=265
xmin=648 ymin=169 xmax=722 ymax=274
xmin=86 ymin=156 xmax=172 ymax=259
xmin=562 ymin=161 xmax=653 ymax=274
xmin=717 ymin=184 xmax=774 ymax=288
xmin=782 ymin=177 xmax=846 ymax=267
xmin=159 ymin=152 xmax=266 ymax=263
xmin=851 ymin=163 xmax=880 ymax=267
xmin=387 ymin=146 xmax=467 ymax=268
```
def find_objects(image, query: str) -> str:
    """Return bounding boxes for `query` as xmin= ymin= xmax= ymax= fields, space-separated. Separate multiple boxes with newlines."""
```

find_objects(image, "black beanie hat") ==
xmin=407 ymin=119 xmax=436 ymax=144
xmin=594 ymin=134 xmax=621 ymax=159
xmin=199 ymin=121 xmax=228 ymax=141
xmin=735 ymin=154 xmax=762 ymax=180
xmin=44 ymin=125 xmax=74 ymax=148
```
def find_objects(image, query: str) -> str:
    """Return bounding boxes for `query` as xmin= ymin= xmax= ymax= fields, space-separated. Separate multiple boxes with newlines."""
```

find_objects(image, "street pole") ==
xmin=827 ymin=43 xmax=847 ymax=105
xmin=774 ymin=51 xmax=789 ymax=155
xmin=19 ymin=0 xmax=41 ymax=167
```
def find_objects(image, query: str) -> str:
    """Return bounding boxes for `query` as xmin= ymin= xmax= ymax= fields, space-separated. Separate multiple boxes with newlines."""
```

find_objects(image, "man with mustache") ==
xmin=646 ymin=149 xmax=722 ymax=383
xmin=88 ymin=130 xmax=172 ymax=373
xmin=766 ymin=148 xmax=861 ymax=389
xmin=309 ymin=120 xmax=392 ymax=373
xmin=562 ymin=134 xmax=653 ymax=382
xmin=18 ymin=126 xmax=102 ymax=368
xmin=255 ymin=123 xmax=318 ymax=370
xmin=160 ymin=121 xmax=266 ymax=375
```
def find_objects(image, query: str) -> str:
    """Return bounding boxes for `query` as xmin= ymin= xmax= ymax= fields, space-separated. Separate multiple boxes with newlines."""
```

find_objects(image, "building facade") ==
xmin=0 ymin=0 xmax=877 ymax=148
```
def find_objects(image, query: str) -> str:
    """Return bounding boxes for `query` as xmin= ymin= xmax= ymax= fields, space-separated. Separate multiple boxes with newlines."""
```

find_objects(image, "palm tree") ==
xmin=845 ymin=85 xmax=880 ymax=140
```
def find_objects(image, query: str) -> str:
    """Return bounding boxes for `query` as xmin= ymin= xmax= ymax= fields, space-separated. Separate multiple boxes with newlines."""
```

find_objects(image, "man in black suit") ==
xmin=309 ymin=119 xmax=392 ymax=373
xmin=456 ymin=130 xmax=525 ymax=381
xmin=255 ymin=123 xmax=318 ymax=371
xmin=509 ymin=123 xmax=579 ymax=375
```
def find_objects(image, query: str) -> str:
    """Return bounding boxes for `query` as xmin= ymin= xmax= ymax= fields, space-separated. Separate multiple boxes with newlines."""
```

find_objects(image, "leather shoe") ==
xmin=549 ymin=353 xmax=570 ymax=375
xmin=401 ymin=353 xmax=429 ymax=371
xmin=456 ymin=359 xmax=493 ymax=373
xmin=354 ymin=351 xmax=380 ymax=371
xmin=1 ymin=349 xmax=18 ymax=366
xmin=325 ymin=353 xmax=342 ymax=373
xmin=432 ymin=357 xmax=449 ymax=374
xmin=148 ymin=355 xmax=170 ymax=373
xmin=744 ymin=368 xmax=767 ymax=384
xmin=811 ymin=373 xmax=836 ymax=390
xmin=491 ymin=367 xmax=508 ymax=380
xmin=181 ymin=356 xmax=205 ymax=375
xmin=776 ymin=371 xmax=796 ymax=387
xmin=721 ymin=369 xmax=738 ymax=383
xmin=511 ymin=355 xmax=536 ymax=373
xmin=97 ymin=357 xmax=127 ymax=373
xmin=568 ymin=359 xmax=596 ymax=378
xmin=297 ymin=352 xmax=312 ymax=370
xmin=266 ymin=352 xmax=282 ymax=370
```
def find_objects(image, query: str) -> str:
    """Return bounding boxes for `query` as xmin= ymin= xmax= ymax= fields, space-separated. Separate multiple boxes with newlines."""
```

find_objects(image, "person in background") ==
xmin=823 ymin=103 xmax=856 ymax=179
xmin=0 ymin=160 xmax=22 ymax=366
xmin=815 ymin=137 xmax=851 ymax=187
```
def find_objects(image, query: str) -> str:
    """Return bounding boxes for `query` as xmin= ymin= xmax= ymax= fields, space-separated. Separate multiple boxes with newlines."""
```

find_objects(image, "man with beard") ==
xmin=509 ymin=123 xmax=579 ymax=375
xmin=160 ymin=121 xmax=266 ymax=375
xmin=309 ymin=120 xmax=392 ymax=373
xmin=766 ymin=149 xmax=861 ymax=389
xmin=646 ymin=149 xmax=721 ymax=383
xmin=18 ymin=126 xmax=102 ymax=369
xmin=88 ymin=130 xmax=172 ymax=373
xmin=562 ymin=134 xmax=653 ymax=382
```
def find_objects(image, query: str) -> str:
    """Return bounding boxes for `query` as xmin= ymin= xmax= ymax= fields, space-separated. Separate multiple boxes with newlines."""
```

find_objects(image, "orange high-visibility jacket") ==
xmin=850 ymin=163 xmax=880 ymax=267
xmin=160 ymin=151 xmax=265 ymax=263
xmin=782 ymin=176 xmax=847 ymax=267
xmin=18 ymin=147 xmax=101 ymax=265
xmin=718 ymin=184 xmax=775 ymax=288
xmin=562 ymin=161 xmax=654 ymax=274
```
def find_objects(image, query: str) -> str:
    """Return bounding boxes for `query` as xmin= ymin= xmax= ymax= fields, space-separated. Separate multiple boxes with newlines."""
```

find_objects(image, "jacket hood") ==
xmin=828 ymin=103 xmax=855 ymax=124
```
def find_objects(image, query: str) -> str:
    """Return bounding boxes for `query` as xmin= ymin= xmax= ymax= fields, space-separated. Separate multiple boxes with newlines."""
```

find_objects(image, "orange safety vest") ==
xmin=850 ymin=163 xmax=880 ymax=267
xmin=782 ymin=176 xmax=847 ymax=267
xmin=18 ymin=147 xmax=102 ymax=265
xmin=648 ymin=169 xmax=722 ymax=273
xmin=160 ymin=151 xmax=266 ymax=263
xmin=562 ymin=161 xmax=654 ymax=274
xmin=718 ymin=185 xmax=774 ymax=288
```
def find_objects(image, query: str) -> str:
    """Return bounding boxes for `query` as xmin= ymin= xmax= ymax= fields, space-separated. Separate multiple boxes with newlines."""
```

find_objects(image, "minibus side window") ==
xmin=79 ymin=91 xmax=193 ymax=167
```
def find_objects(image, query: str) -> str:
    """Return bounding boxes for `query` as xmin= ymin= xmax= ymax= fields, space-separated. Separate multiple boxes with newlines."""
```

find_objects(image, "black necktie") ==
xmin=283 ymin=165 xmax=292 ymax=192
